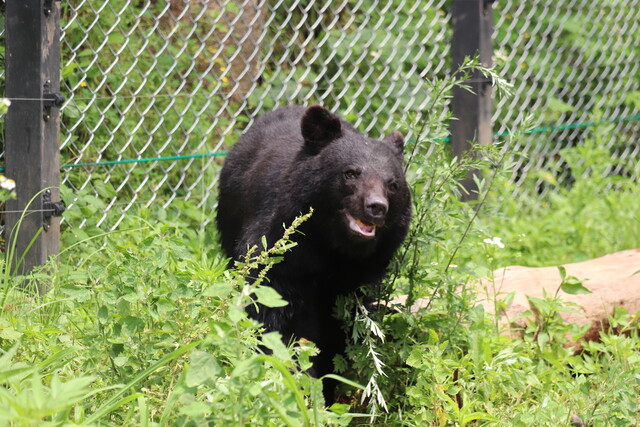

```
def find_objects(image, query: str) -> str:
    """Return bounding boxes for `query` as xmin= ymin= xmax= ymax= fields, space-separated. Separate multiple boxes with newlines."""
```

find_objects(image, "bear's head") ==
xmin=298 ymin=105 xmax=411 ymax=256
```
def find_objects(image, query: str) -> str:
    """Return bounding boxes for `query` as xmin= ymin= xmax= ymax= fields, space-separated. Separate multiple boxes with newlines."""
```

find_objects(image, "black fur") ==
xmin=216 ymin=105 xmax=411 ymax=400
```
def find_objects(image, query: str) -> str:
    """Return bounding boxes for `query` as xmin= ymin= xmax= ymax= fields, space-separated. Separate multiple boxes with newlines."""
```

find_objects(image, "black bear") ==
xmin=216 ymin=105 xmax=411 ymax=400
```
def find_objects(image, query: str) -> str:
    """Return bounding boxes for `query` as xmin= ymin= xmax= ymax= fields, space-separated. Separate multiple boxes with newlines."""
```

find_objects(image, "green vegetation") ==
xmin=1 ymin=1 xmax=639 ymax=425
xmin=2 ymin=57 xmax=640 ymax=425
xmin=466 ymin=116 xmax=640 ymax=270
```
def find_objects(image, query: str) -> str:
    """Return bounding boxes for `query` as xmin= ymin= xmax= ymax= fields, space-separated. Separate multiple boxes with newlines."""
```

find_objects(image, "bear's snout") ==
xmin=360 ymin=179 xmax=389 ymax=224
xmin=365 ymin=196 xmax=388 ymax=221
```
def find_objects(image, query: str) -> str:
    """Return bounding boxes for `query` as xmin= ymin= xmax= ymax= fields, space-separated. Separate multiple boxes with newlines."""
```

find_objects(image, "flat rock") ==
xmin=395 ymin=249 xmax=640 ymax=344
xmin=475 ymin=248 xmax=640 ymax=342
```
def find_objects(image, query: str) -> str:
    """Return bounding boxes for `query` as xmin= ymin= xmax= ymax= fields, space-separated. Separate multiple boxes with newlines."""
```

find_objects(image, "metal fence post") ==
xmin=5 ymin=0 xmax=62 ymax=287
xmin=451 ymin=0 xmax=493 ymax=200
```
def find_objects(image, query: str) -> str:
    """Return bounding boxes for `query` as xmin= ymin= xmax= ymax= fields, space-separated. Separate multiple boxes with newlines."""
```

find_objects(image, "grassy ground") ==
xmin=1 ymin=135 xmax=639 ymax=425
xmin=2 ymin=65 xmax=639 ymax=425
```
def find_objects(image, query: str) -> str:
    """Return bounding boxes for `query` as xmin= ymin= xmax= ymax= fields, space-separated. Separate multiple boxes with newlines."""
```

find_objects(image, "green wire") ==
xmin=0 ymin=113 xmax=638 ymax=173
xmin=63 ymin=151 xmax=228 ymax=169
xmin=433 ymin=113 xmax=640 ymax=143
xmin=494 ymin=113 xmax=640 ymax=138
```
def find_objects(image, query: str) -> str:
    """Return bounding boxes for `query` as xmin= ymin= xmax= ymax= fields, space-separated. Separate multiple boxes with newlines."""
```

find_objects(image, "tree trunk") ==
xmin=168 ymin=0 xmax=267 ymax=101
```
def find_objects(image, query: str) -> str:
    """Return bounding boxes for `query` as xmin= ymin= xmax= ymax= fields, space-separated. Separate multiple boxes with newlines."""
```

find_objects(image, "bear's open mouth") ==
xmin=346 ymin=213 xmax=377 ymax=239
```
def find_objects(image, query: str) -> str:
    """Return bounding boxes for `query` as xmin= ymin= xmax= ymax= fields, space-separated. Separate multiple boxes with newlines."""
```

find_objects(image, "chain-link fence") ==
xmin=2 ymin=0 xmax=640 ymax=233
xmin=493 ymin=1 xmax=640 ymax=194
xmin=56 ymin=0 xmax=452 ymax=231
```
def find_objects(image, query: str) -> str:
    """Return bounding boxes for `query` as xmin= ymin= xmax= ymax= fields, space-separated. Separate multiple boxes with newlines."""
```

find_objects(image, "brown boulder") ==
xmin=396 ymin=249 xmax=640 ymax=344
xmin=475 ymin=249 xmax=640 ymax=342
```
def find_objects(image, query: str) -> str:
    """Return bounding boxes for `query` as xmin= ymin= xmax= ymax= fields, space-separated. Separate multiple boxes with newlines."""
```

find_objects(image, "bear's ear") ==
xmin=301 ymin=105 xmax=342 ymax=152
xmin=383 ymin=131 xmax=405 ymax=157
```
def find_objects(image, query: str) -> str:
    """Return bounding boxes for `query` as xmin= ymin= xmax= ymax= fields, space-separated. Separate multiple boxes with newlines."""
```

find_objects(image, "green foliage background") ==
xmin=0 ymin=0 xmax=639 ymax=425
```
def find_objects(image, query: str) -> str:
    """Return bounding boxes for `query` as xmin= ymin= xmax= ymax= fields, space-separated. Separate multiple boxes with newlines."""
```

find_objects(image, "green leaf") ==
xmin=231 ymin=356 xmax=262 ymax=378
xmin=560 ymin=277 xmax=592 ymax=295
xmin=66 ymin=270 xmax=89 ymax=283
xmin=546 ymin=97 xmax=574 ymax=113
xmin=122 ymin=316 xmax=145 ymax=335
xmin=0 ymin=325 xmax=23 ymax=341
xmin=114 ymin=356 xmax=129 ymax=367
xmin=261 ymin=332 xmax=291 ymax=363
xmin=253 ymin=285 xmax=288 ymax=308
xmin=97 ymin=306 xmax=109 ymax=322
xmin=228 ymin=305 xmax=246 ymax=323
xmin=537 ymin=331 xmax=549 ymax=349
xmin=558 ymin=265 xmax=567 ymax=281
xmin=154 ymin=298 xmax=175 ymax=316
xmin=61 ymin=62 xmax=78 ymax=78
xmin=185 ymin=350 xmax=221 ymax=387
xmin=179 ymin=401 xmax=211 ymax=418
xmin=60 ymin=284 xmax=91 ymax=302
xmin=328 ymin=403 xmax=351 ymax=415
xmin=461 ymin=411 xmax=499 ymax=424
xmin=107 ymin=32 xmax=126 ymax=45
xmin=406 ymin=348 xmax=423 ymax=368
xmin=203 ymin=281 xmax=234 ymax=299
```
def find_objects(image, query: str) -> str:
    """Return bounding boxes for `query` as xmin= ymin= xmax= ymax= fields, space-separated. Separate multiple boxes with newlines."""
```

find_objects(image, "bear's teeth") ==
xmin=346 ymin=214 xmax=376 ymax=238
xmin=355 ymin=218 xmax=376 ymax=236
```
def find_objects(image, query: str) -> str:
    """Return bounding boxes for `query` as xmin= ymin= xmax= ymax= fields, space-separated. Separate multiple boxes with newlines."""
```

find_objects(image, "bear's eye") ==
xmin=387 ymin=180 xmax=399 ymax=192
xmin=344 ymin=169 xmax=361 ymax=180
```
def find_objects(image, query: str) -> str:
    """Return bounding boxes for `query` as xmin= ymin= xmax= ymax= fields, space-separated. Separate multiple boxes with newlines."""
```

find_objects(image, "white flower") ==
xmin=0 ymin=175 xmax=16 ymax=191
xmin=1 ymin=98 xmax=11 ymax=107
xmin=483 ymin=237 xmax=504 ymax=248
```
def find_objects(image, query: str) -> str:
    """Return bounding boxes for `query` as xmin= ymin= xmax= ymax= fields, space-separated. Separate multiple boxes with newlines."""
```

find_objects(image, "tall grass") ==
xmin=1 ymin=60 xmax=639 ymax=424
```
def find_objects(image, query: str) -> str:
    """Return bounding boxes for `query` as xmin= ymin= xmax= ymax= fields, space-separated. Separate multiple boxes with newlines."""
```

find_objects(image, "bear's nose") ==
xmin=365 ymin=197 xmax=388 ymax=220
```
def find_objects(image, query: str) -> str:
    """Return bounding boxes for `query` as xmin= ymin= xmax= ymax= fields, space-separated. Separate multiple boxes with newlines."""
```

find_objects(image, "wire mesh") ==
xmin=1 ymin=0 xmax=639 ymax=232
xmin=57 ymin=0 xmax=451 ymax=231
xmin=493 ymin=0 xmax=640 ymax=195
